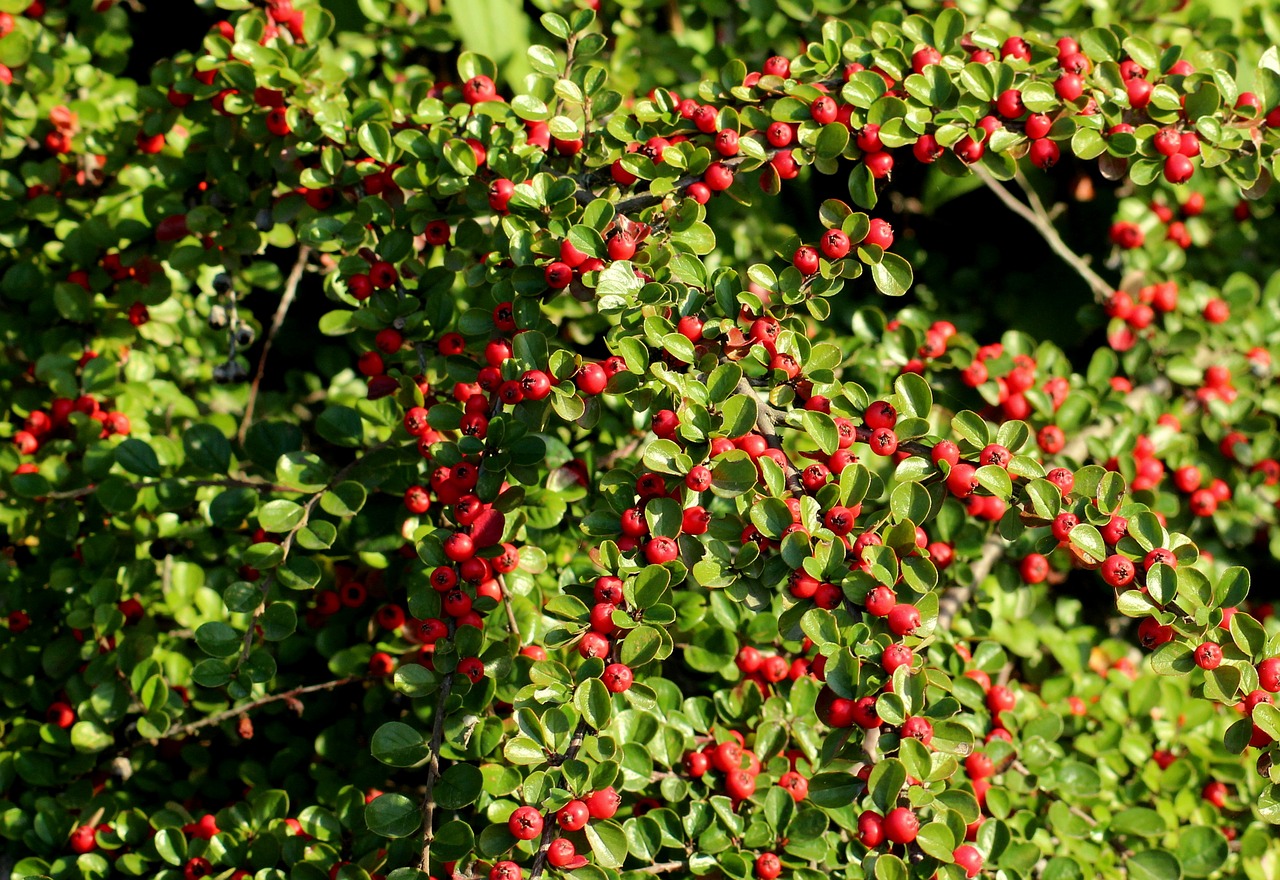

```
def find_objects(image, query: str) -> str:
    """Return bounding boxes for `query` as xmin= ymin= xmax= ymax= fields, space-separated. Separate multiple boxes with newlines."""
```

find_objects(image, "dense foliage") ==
xmin=3 ymin=1 xmax=1280 ymax=880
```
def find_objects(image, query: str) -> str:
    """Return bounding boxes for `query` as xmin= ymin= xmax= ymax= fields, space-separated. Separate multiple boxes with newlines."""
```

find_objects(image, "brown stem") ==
xmin=44 ymin=476 xmax=294 ymax=501
xmin=240 ymin=438 xmax=396 ymax=663
xmin=499 ymin=574 xmax=522 ymax=641
xmin=599 ymin=432 xmax=645 ymax=468
xmin=528 ymin=719 xmax=592 ymax=880
xmin=417 ymin=662 xmax=457 ymax=873
xmin=157 ymin=676 xmax=359 ymax=741
xmin=937 ymin=535 xmax=1004 ymax=630
xmin=240 ymin=246 xmax=311 ymax=445
xmin=737 ymin=377 xmax=803 ymax=494
xmin=974 ymin=166 xmax=1112 ymax=303
xmin=636 ymin=862 xmax=688 ymax=875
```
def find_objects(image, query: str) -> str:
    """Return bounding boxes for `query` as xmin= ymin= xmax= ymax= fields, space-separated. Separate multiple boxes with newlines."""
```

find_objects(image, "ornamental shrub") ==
xmin=2 ymin=2 xmax=1280 ymax=880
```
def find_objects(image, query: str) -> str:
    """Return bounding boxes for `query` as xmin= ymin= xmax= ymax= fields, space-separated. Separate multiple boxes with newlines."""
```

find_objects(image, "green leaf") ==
xmin=154 ymin=828 xmax=186 ymax=866
xmin=575 ymin=678 xmax=613 ymax=730
xmin=869 ymin=759 xmax=906 ymax=813
xmin=583 ymin=819 xmax=629 ymax=868
xmin=259 ymin=499 xmax=305 ymax=532
xmin=894 ymin=372 xmax=932 ymax=419
xmin=870 ymin=253 xmax=913 ymax=296
xmin=183 ymin=425 xmax=232 ymax=473
xmin=115 ymin=439 xmax=162 ymax=478
xmin=807 ymin=771 xmax=862 ymax=808
xmin=915 ymin=822 xmax=954 ymax=861
xmin=621 ymin=625 xmax=662 ymax=667
xmin=195 ymin=622 xmax=241 ymax=657
xmin=1178 ymin=827 xmax=1227 ymax=877
xmin=358 ymin=122 xmax=394 ymax=164
xmin=317 ymin=406 xmax=364 ymax=447
xmin=1149 ymin=642 xmax=1194 ymax=676
xmin=437 ymin=763 xmax=484 ymax=810
xmin=1253 ymin=702 xmax=1280 ymax=742
xmin=365 ymin=793 xmax=422 ymax=838
xmin=70 ymin=720 xmax=113 ymax=753
xmin=1128 ymin=851 xmax=1181 ymax=880
xmin=720 ymin=394 xmax=758 ymax=437
xmin=1068 ymin=524 xmax=1106 ymax=564
xmin=711 ymin=452 xmax=757 ymax=497
xmin=504 ymin=736 xmax=547 ymax=765
xmin=321 ymin=481 xmax=367 ymax=516
xmin=371 ymin=721 xmax=429 ymax=767
xmin=1112 ymin=808 xmax=1166 ymax=836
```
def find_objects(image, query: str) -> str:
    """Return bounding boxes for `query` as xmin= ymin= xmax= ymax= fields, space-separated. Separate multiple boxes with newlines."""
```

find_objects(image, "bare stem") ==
xmin=417 ymin=664 xmax=457 ymax=873
xmin=498 ymin=575 xmax=522 ymax=641
xmin=528 ymin=719 xmax=592 ymax=880
xmin=239 ymin=245 xmax=312 ymax=445
xmin=737 ymin=377 xmax=803 ymax=494
xmin=636 ymin=862 xmax=688 ymax=875
xmin=938 ymin=535 xmax=1004 ymax=630
xmin=239 ymin=438 xmax=395 ymax=663
xmin=974 ymin=166 xmax=1112 ymax=303
xmin=155 ymin=676 xmax=359 ymax=741
xmin=43 ymin=476 xmax=294 ymax=501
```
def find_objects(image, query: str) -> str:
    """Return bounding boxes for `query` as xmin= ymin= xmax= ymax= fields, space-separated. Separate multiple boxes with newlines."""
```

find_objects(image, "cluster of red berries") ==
xmin=791 ymin=218 xmax=895 ymax=276
xmin=735 ymin=644 xmax=824 ymax=691
xmin=957 ymin=342 xmax=1069 ymax=425
xmin=680 ymin=729 xmax=806 ymax=805
xmin=1103 ymin=280 xmax=1180 ymax=352
xmin=575 ymin=577 xmax=635 ymax=694
xmin=12 ymin=389 xmax=131 ymax=462
xmin=497 ymin=789 xmax=622 ymax=879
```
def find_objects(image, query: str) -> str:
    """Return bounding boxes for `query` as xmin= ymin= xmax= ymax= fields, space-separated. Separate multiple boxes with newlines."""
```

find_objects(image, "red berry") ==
xmin=1020 ymin=553 xmax=1049 ymax=584
xmin=1248 ymin=656 xmax=1280 ymax=693
xmin=546 ymin=838 xmax=578 ymax=868
xmin=603 ymin=662 xmax=633 ymax=692
xmin=953 ymin=844 xmax=984 ymax=878
xmin=793 ymin=245 xmax=820 ymax=275
xmin=755 ymin=853 xmax=782 ymax=880
xmin=1100 ymin=554 xmax=1134 ymax=588
xmin=855 ymin=810 xmax=884 ymax=847
xmin=883 ymin=807 xmax=919 ymax=844
xmin=557 ymin=799 xmax=590 ymax=831
xmin=887 ymin=603 xmax=921 ymax=636
xmin=1194 ymin=642 xmax=1222 ymax=670
xmin=1164 ymin=153 xmax=1194 ymax=184
xmin=820 ymin=229 xmax=851 ymax=260
xmin=987 ymin=684 xmax=1015 ymax=713
xmin=586 ymin=787 xmax=621 ymax=820
xmin=864 ymin=218 xmax=894 ymax=250
xmin=576 ymin=363 xmax=608 ymax=396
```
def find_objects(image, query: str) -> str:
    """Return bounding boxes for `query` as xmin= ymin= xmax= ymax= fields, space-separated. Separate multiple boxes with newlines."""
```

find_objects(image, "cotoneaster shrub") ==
xmin=2 ymin=2 xmax=1280 ymax=880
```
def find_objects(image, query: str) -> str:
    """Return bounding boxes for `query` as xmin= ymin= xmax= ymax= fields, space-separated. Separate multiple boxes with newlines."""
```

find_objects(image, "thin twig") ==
xmin=634 ymin=862 xmax=688 ymax=875
xmin=239 ymin=246 xmax=312 ymax=445
xmin=599 ymin=432 xmax=645 ymax=468
xmin=938 ymin=536 xmax=1004 ymax=630
xmin=498 ymin=575 xmax=522 ymax=641
xmin=239 ymin=438 xmax=395 ymax=663
xmin=144 ymin=676 xmax=359 ymax=745
xmin=43 ymin=476 xmax=294 ymax=501
xmin=417 ymin=660 xmax=457 ymax=873
xmin=577 ymin=150 xmax=766 ymax=210
xmin=974 ymin=166 xmax=1112 ymax=303
xmin=737 ymin=377 xmax=803 ymax=494
xmin=528 ymin=719 xmax=592 ymax=880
